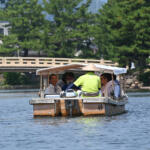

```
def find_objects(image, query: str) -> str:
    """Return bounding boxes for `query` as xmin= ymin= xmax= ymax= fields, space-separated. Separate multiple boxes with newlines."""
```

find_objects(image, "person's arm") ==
xmin=74 ymin=76 xmax=83 ymax=87
xmin=44 ymin=84 xmax=54 ymax=95
xmin=98 ymin=77 xmax=101 ymax=89
xmin=66 ymin=83 xmax=80 ymax=91
xmin=56 ymin=85 xmax=62 ymax=94
xmin=44 ymin=87 xmax=49 ymax=95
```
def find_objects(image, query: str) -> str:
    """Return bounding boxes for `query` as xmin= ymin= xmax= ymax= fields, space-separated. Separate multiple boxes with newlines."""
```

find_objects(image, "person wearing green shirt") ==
xmin=73 ymin=72 xmax=101 ymax=97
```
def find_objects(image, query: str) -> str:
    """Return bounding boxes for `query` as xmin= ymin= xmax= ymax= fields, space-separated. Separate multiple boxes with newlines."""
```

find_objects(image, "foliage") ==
xmin=43 ymin=0 xmax=97 ymax=58
xmin=0 ymin=9 xmax=5 ymax=20
xmin=0 ymin=0 xmax=45 ymax=56
xmin=95 ymin=0 xmax=150 ymax=68
xmin=3 ymin=72 xmax=29 ymax=85
xmin=0 ymin=0 xmax=149 ymax=70
xmin=0 ymin=34 xmax=19 ymax=56
xmin=138 ymin=71 xmax=150 ymax=86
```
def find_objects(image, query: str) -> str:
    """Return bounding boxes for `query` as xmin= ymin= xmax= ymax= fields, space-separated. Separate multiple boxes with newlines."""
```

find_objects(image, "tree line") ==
xmin=0 ymin=0 xmax=150 ymax=70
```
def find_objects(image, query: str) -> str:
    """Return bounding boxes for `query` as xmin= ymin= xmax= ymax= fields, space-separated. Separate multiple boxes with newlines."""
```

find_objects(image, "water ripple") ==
xmin=0 ymin=90 xmax=150 ymax=150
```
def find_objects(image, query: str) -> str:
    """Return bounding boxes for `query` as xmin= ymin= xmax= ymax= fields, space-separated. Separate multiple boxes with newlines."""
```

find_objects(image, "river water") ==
xmin=0 ymin=90 xmax=150 ymax=150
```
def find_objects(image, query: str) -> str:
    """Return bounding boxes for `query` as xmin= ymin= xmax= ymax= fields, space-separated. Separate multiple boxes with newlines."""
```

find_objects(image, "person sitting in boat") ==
xmin=69 ymin=71 xmax=101 ymax=97
xmin=44 ymin=74 xmax=62 ymax=96
xmin=100 ymin=73 xmax=120 ymax=98
xmin=62 ymin=72 xmax=75 ymax=91
xmin=57 ymin=72 xmax=77 ymax=91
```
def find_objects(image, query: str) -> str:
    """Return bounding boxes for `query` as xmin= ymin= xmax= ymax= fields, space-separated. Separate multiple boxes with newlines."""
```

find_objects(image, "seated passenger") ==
xmin=113 ymin=74 xmax=121 ymax=98
xmin=100 ymin=73 xmax=120 ymax=98
xmin=69 ymin=71 xmax=101 ymax=97
xmin=62 ymin=72 xmax=75 ymax=91
xmin=57 ymin=72 xmax=77 ymax=91
xmin=44 ymin=74 xmax=61 ymax=96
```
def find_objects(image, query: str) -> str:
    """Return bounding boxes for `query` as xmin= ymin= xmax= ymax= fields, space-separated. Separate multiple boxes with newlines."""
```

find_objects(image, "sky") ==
xmin=0 ymin=0 xmax=107 ymax=12
xmin=0 ymin=0 xmax=108 ymax=20
xmin=39 ymin=0 xmax=107 ymax=13
xmin=42 ymin=0 xmax=108 ymax=20
xmin=89 ymin=0 xmax=107 ymax=13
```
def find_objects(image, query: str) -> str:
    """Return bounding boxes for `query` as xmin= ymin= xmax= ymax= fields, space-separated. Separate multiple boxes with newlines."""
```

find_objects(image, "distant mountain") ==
xmin=0 ymin=0 xmax=107 ymax=20
xmin=39 ymin=0 xmax=107 ymax=13
xmin=89 ymin=0 xmax=107 ymax=13
xmin=1 ymin=0 xmax=107 ymax=10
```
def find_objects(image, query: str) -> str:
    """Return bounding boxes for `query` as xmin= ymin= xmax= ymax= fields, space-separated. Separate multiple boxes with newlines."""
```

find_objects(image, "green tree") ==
xmin=138 ymin=70 xmax=150 ymax=86
xmin=3 ymin=72 xmax=29 ymax=85
xmin=43 ymin=0 xmax=96 ymax=58
xmin=0 ymin=0 xmax=45 ymax=56
xmin=0 ymin=34 xmax=19 ymax=56
xmin=95 ymin=0 xmax=150 ymax=68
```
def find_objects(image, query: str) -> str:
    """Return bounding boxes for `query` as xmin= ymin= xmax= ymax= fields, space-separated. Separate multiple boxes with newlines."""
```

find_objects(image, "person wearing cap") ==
xmin=73 ymin=71 xmax=101 ymax=97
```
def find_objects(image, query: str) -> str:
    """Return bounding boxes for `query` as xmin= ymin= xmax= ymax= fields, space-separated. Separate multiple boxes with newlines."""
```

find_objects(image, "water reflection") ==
xmin=78 ymin=117 xmax=103 ymax=126
xmin=33 ymin=117 xmax=69 ymax=126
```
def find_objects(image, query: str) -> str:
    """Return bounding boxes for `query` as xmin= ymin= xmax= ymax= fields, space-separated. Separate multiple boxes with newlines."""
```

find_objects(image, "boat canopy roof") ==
xmin=36 ymin=64 xmax=85 ymax=75
xmin=36 ymin=63 xmax=127 ymax=75
xmin=94 ymin=64 xmax=127 ymax=75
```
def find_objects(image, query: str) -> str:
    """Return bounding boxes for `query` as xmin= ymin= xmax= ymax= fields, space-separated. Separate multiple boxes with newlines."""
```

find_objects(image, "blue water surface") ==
xmin=0 ymin=90 xmax=150 ymax=150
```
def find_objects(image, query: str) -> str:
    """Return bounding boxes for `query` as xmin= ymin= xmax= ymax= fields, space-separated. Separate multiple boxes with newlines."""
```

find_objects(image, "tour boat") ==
xmin=29 ymin=63 xmax=128 ymax=117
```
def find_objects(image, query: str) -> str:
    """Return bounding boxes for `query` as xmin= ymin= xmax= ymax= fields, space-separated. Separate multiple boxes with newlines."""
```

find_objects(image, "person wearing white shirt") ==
xmin=44 ymin=74 xmax=61 ymax=96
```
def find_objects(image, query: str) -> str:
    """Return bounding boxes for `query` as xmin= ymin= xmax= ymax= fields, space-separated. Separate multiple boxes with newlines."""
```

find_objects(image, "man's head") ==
xmin=49 ymin=74 xmax=58 ymax=86
xmin=100 ymin=73 xmax=112 ymax=86
xmin=63 ymin=72 xmax=74 ymax=84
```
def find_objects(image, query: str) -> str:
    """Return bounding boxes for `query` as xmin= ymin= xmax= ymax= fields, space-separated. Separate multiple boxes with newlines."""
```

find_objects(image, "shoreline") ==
xmin=126 ymin=86 xmax=150 ymax=92
xmin=126 ymin=88 xmax=150 ymax=92
xmin=0 ymin=85 xmax=39 ymax=90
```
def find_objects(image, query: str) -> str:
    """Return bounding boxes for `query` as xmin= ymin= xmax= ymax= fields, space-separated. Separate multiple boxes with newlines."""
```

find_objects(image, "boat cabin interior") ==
xmin=36 ymin=63 xmax=127 ymax=99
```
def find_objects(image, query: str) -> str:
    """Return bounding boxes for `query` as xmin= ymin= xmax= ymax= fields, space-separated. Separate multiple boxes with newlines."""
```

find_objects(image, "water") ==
xmin=0 ymin=90 xmax=150 ymax=150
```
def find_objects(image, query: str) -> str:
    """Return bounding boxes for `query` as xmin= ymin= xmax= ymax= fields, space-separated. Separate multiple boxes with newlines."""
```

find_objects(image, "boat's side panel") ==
xmin=82 ymin=102 xmax=126 ymax=116
xmin=105 ymin=104 xmax=125 ymax=116
xmin=60 ymin=100 xmax=67 ymax=116
xmin=60 ymin=99 xmax=82 ymax=116
xmin=33 ymin=101 xmax=60 ymax=117
xmin=78 ymin=99 xmax=83 ymax=114
xmin=82 ymin=103 xmax=106 ymax=116
xmin=30 ymin=97 xmax=127 ymax=117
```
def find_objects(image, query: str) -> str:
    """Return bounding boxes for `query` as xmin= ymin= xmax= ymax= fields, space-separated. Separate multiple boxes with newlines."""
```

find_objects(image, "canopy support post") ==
xmin=119 ymin=75 xmax=124 ymax=97
xmin=111 ymin=74 xmax=115 ymax=98
xmin=40 ymin=74 xmax=44 ymax=98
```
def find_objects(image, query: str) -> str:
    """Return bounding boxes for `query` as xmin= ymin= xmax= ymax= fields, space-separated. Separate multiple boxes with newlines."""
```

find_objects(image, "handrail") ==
xmin=0 ymin=57 xmax=118 ymax=67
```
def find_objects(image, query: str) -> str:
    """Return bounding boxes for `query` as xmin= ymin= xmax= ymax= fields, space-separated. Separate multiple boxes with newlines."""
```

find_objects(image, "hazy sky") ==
xmin=89 ymin=0 xmax=107 ymax=13
xmin=42 ymin=0 xmax=107 ymax=20
xmin=39 ymin=0 xmax=108 ymax=11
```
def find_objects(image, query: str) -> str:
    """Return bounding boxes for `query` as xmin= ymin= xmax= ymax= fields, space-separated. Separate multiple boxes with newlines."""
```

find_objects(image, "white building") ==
xmin=0 ymin=21 xmax=9 ymax=36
